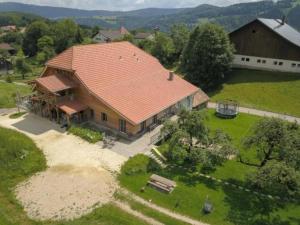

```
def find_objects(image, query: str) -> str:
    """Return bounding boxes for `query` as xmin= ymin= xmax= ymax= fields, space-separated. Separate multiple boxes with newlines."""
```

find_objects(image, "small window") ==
xmin=246 ymin=58 xmax=250 ymax=62
xmin=297 ymin=64 xmax=300 ymax=68
xmin=241 ymin=57 xmax=245 ymax=61
xmin=274 ymin=61 xmax=278 ymax=65
xmin=101 ymin=112 xmax=107 ymax=121
xmin=278 ymin=62 xmax=283 ymax=66
xmin=291 ymin=63 xmax=296 ymax=67
xmin=252 ymin=29 xmax=256 ymax=33
xmin=257 ymin=59 xmax=261 ymax=63
xmin=262 ymin=60 xmax=266 ymax=64
xmin=90 ymin=109 xmax=94 ymax=119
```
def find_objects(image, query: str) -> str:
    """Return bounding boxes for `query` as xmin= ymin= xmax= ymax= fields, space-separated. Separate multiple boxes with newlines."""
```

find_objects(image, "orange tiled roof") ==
xmin=57 ymin=100 xmax=88 ymax=115
xmin=36 ymin=73 xmax=77 ymax=93
xmin=46 ymin=42 xmax=208 ymax=124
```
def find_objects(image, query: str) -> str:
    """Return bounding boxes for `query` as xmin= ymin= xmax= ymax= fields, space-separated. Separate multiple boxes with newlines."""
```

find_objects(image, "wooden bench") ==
xmin=147 ymin=174 xmax=176 ymax=193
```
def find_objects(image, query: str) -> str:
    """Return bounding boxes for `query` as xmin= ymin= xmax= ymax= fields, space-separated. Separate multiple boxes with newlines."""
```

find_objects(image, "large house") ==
xmin=30 ymin=42 xmax=208 ymax=138
xmin=93 ymin=27 xmax=130 ymax=43
xmin=229 ymin=18 xmax=300 ymax=73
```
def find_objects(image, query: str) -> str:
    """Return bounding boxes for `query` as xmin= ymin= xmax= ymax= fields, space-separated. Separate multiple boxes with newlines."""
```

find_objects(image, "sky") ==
xmin=0 ymin=0 xmax=271 ymax=11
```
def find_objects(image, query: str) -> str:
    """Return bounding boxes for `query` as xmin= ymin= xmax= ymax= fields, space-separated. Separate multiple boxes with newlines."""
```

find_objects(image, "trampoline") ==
xmin=216 ymin=100 xmax=239 ymax=118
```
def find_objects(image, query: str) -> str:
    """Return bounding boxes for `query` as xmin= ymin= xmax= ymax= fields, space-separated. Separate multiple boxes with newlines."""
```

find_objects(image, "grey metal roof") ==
xmin=257 ymin=18 xmax=300 ymax=48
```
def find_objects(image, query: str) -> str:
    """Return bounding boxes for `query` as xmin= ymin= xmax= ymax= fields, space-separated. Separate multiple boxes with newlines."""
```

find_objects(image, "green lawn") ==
xmin=0 ymin=127 xmax=149 ymax=225
xmin=119 ymin=110 xmax=300 ymax=225
xmin=209 ymin=69 xmax=300 ymax=117
xmin=0 ymin=82 xmax=31 ymax=108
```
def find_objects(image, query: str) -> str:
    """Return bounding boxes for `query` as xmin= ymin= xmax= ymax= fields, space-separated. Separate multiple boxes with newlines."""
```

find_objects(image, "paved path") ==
xmin=121 ymin=189 xmax=209 ymax=225
xmin=0 ymin=108 xmax=18 ymax=115
xmin=208 ymin=102 xmax=300 ymax=123
xmin=0 ymin=79 xmax=27 ymax=86
xmin=114 ymin=200 xmax=163 ymax=225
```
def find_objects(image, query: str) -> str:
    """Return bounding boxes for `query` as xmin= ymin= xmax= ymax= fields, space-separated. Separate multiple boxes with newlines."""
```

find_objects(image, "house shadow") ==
xmin=11 ymin=113 xmax=65 ymax=135
xmin=221 ymin=181 xmax=293 ymax=225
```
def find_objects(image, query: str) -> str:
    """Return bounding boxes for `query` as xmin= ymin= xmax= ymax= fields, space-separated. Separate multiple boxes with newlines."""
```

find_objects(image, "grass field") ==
xmin=0 ymin=82 xmax=31 ymax=108
xmin=119 ymin=110 xmax=300 ymax=225
xmin=0 ymin=127 xmax=149 ymax=225
xmin=209 ymin=69 xmax=300 ymax=117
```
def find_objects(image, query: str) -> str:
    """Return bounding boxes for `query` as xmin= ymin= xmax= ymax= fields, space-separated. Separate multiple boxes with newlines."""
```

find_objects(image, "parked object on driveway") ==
xmin=147 ymin=174 xmax=176 ymax=193
xmin=203 ymin=195 xmax=213 ymax=214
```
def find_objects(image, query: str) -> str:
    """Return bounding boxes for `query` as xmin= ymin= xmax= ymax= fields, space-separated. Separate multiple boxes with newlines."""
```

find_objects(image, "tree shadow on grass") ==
xmin=222 ymin=183 xmax=293 ymax=225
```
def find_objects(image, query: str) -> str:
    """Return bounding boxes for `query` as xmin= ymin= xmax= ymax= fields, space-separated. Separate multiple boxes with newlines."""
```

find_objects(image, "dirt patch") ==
xmin=15 ymin=166 xmax=117 ymax=221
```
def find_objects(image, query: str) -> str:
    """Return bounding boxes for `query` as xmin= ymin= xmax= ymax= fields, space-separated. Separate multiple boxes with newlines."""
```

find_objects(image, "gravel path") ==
xmin=114 ymin=200 xmax=163 ymax=225
xmin=208 ymin=102 xmax=300 ymax=123
xmin=121 ymin=189 xmax=209 ymax=225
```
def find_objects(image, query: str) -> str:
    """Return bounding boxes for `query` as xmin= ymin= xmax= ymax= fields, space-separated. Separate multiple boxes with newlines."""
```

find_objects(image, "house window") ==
xmin=262 ymin=60 xmax=266 ymax=64
xmin=291 ymin=63 xmax=296 ymax=67
xmin=119 ymin=119 xmax=126 ymax=133
xmin=241 ymin=57 xmax=245 ymax=61
xmin=297 ymin=64 xmax=300 ymax=68
xmin=252 ymin=30 xmax=256 ymax=33
xmin=257 ymin=59 xmax=261 ymax=63
xmin=274 ymin=61 xmax=278 ymax=65
xmin=101 ymin=112 xmax=107 ymax=122
xmin=279 ymin=62 xmax=283 ymax=66
xmin=246 ymin=58 xmax=250 ymax=62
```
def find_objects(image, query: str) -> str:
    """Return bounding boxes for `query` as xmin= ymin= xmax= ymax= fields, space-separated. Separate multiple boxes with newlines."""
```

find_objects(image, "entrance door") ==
xmin=140 ymin=121 xmax=146 ymax=132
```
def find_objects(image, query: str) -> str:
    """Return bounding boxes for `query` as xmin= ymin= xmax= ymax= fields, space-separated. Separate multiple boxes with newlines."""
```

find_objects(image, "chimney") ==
xmin=281 ymin=16 xmax=287 ymax=25
xmin=168 ymin=71 xmax=174 ymax=81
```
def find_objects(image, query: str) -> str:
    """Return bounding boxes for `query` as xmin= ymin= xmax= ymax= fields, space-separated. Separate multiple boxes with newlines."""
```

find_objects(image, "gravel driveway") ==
xmin=0 ymin=113 xmax=127 ymax=220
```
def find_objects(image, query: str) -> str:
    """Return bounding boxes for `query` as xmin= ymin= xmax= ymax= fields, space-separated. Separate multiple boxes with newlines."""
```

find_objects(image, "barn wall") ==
xmin=233 ymin=54 xmax=300 ymax=73
xmin=230 ymin=20 xmax=300 ymax=61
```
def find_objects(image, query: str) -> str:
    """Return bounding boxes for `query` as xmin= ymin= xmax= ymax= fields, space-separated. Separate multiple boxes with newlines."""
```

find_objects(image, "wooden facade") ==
xmin=230 ymin=20 xmax=300 ymax=61
xmin=32 ymin=66 xmax=200 ymax=138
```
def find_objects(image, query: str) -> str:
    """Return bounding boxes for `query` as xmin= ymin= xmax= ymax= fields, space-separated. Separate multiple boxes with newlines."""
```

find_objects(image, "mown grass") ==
xmin=68 ymin=125 xmax=103 ymax=143
xmin=209 ymin=69 xmax=300 ymax=117
xmin=9 ymin=112 xmax=27 ymax=119
xmin=0 ymin=82 xmax=31 ymax=108
xmin=119 ymin=110 xmax=300 ymax=225
xmin=115 ymin=191 xmax=189 ymax=225
xmin=0 ymin=127 xmax=153 ymax=225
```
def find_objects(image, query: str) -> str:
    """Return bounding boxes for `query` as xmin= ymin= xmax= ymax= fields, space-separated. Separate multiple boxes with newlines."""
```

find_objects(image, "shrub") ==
xmin=5 ymin=75 xmax=12 ymax=83
xmin=121 ymin=154 xmax=150 ymax=176
xmin=68 ymin=125 xmax=102 ymax=143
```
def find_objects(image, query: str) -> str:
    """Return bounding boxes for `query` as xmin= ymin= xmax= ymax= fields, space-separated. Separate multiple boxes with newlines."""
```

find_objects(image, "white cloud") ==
xmin=0 ymin=0 xmax=267 ymax=11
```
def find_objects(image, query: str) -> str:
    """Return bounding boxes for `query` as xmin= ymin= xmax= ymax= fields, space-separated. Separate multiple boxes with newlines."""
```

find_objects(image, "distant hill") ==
xmin=0 ymin=11 xmax=45 ymax=27
xmin=0 ymin=0 xmax=299 ymax=31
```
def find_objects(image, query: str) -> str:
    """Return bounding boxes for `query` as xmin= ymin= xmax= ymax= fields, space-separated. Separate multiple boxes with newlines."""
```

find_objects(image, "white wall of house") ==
xmin=232 ymin=54 xmax=300 ymax=73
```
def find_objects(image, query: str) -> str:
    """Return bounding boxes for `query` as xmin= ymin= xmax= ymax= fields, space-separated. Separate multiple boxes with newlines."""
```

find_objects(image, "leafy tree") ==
xmin=0 ymin=32 xmax=23 ymax=45
xmin=52 ymin=19 xmax=79 ymax=53
xmin=22 ymin=21 xmax=50 ymax=56
xmin=247 ymin=161 xmax=300 ymax=198
xmin=242 ymin=118 xmax=289 ymax=167
xmin=15 ymin=57 xmax=32 ymax=79
xmin=138 ymin=39 xmax=154 ymax=54
xmin=91 ymin=25 xmax=100 ymax=37
xmin=181 ymin=23 xmax=234 ymax=91
xmin=151 ymin=32 xmax=175 ymax=67
xmin=162 ymin=110 xmax=235 ymax=168
xmin=75 ymin=27 xmax=84 ymax=43
xmin=36 ymin=35 xmax=55 ymax=64
xmin=170 ymin=23 xmax=190 ymax=62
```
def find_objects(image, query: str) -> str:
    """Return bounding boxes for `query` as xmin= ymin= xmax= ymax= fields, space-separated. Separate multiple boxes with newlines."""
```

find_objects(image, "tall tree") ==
xmin=151 ymin=32 xmax=175 ymax=67
xmin=36 ymin=35 xmax=55 ymax=64
xmin=170 ymin=23 xmax=190 ymax=63
xmin=22 ymin=21 xmax=49 ymax=56
xmin=52 ymin=19 xmax=79 ymax=53
xmin=181 ymin=23 xmax=234 ymax=91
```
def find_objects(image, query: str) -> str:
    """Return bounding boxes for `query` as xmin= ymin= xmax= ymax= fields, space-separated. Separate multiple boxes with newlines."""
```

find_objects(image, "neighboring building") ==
xmin=134 ymin=32 xmax=154 ymax=41
xmin=0 ymin=43 xmax=16 ymax=55
xmin=29 ymin=42 xmax=209 ymax=138
xmin=93 ymin=27 xmax=130 ymax=43
xmin=229 ymin=18 xmax=300 ymax=73
xmin=0 ymin=25 xmax=16 ymax=32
